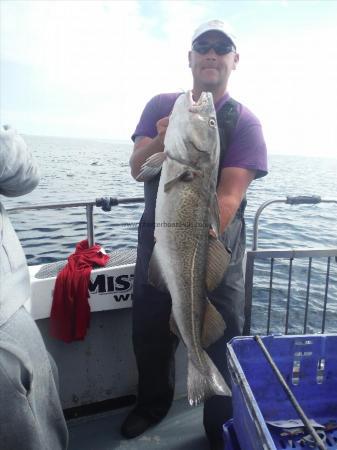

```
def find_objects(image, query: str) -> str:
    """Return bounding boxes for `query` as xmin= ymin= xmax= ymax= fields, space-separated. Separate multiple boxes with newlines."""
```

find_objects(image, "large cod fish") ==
xmin=138 ymin=91 xmax=231 ymax=405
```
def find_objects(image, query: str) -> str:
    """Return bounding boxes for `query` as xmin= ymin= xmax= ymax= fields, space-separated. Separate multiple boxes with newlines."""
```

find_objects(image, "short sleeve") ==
xmin=131 ymin=96 xmax=162 ymax=142
xmin=223 ymin=107 xmax=268 ymax=179
xmin=131 ymin=93 xmax=181 ymax=142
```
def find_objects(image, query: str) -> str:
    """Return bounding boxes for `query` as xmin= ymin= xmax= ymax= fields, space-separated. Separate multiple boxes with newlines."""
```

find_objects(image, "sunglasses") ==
xmin=192 ymin=40 xmax=236 ymax=55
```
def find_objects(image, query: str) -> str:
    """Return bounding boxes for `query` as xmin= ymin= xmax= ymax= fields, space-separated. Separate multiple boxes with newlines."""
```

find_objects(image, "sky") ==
xmin=1 ymin=0 xmax=337 ymax=158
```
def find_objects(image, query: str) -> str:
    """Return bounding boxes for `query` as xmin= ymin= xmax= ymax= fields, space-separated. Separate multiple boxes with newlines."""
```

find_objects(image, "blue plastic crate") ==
xmin=227 ymin=334 xmax=337 ymax=450
xmin=223 ymin=419 xmax=241 ymax=450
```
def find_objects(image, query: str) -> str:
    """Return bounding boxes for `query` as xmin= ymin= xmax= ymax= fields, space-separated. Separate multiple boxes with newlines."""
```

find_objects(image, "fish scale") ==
xmin=142 ymin=90 xmax=232 ymax=405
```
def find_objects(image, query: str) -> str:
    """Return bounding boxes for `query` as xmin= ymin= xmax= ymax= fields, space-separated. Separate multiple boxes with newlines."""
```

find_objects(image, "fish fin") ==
xmin=210 ymin=193 xmax=221 ymax=237
xmin=169 ymin=314 xmax=182 ymax=339
xmin=201 ymin=299 xmax=226 ymax=348
xmin=206 ymin=235 xmax=231 ymax=291
xmin=164 ymin=169 xmax=196 ymax=192
xmin=163 ymin=175 xmax=182 ymax=192
xmin=136 ymin=152 xmax=167 ymax=181
xmin=148 ymin=245 xmax=168 ymax=292
xmin=187 ymin=352 xmax=231 ymax=406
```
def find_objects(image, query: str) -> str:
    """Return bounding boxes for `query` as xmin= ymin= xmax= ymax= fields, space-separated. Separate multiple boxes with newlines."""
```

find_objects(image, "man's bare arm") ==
xmin=129 ymin=117 xmax=169 ymax=180
xmin=217 ymin=167 xmax=256 ymax=234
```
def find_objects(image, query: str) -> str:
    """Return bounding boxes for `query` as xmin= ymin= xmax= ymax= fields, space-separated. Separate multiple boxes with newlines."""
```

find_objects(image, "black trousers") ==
xmin=132 ymin=214 xmax=246 ymax=442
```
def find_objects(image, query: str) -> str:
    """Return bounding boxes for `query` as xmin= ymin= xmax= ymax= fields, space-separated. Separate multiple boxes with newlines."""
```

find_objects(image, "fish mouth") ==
xmin=189 ymin=90 xmax=212 ymax=105
xmin=188 ymin=91 xmax=214 ymax=113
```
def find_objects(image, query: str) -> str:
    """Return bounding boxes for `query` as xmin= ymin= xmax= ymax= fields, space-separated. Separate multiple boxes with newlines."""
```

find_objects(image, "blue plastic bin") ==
xmin=223 ymin=419 xmax=241 ymax=450
xmin=227 ymin=334 xmax=337 ymax=450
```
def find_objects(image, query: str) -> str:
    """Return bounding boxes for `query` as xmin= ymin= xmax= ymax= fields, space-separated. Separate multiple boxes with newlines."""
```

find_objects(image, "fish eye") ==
xmin=208 ymin=118 xmax=217 ymax=128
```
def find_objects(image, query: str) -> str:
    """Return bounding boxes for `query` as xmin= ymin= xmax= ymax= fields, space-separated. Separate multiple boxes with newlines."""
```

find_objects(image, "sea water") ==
xmin=3 ymin=135 xmax=337 ymax=334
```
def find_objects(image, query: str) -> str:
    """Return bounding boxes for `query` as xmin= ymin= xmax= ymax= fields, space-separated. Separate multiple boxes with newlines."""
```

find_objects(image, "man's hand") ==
xmin=129 ymin=116 xmax=169 ymax=180
xmin=156 ymin=116 xmax=170 ymax=145
xmin=209 ymin=227 xmax=217 ymax=238
xmin=217 ymin=167 xmax=256 ymax=234
xmin=129 ymin=116 xmax=170 ymax=180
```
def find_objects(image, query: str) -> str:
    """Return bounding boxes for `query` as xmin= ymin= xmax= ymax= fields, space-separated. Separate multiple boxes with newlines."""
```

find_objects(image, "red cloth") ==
xmin=50 ymin=239 xmax=109 ymax=343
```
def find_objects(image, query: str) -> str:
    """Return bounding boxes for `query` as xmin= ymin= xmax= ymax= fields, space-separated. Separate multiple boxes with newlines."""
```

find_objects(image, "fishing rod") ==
xmin=254 ymin=335 xmax=326 ymax=450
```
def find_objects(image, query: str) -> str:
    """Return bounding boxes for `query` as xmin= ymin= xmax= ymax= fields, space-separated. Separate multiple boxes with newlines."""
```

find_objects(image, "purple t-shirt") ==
xmin=132 ymin=92 xmax=268 ymax=179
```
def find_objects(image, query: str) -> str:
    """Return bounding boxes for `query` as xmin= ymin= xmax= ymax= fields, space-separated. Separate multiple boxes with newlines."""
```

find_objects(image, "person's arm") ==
xmin=129 ymin=117 xmax=169 ymax=180
xmin=217 ymin=167 xmax=256 ymax=234
xmin=0 ymin=126 xmax=39 ymax=197
xmin=0 ymin=348 xmax=38 ymax=450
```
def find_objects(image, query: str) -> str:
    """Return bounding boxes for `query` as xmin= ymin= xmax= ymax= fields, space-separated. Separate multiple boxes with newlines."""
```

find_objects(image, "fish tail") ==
xmin=187 ymin=352 xmax=231 ymax=406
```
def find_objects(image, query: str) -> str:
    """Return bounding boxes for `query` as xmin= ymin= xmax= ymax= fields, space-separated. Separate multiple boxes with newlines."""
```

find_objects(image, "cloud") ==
xmin=1 ymin=0 xmax=337 ymax=157
xmin=1 ymin=0 xmax=198 ymax=139
xmin=231 ymin=22 xmax=337 ymax=157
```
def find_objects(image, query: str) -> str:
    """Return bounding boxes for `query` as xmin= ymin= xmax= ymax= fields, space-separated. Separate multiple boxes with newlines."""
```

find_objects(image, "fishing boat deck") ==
xmin=67 ymin=396 xmax=208 ymax=450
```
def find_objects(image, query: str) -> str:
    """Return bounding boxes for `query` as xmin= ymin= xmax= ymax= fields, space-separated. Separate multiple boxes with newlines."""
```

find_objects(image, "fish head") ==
xmin=185 ymin=91 xmax=219 ymax=165
xmin=164 ymin=91 xmax=219 ymax=169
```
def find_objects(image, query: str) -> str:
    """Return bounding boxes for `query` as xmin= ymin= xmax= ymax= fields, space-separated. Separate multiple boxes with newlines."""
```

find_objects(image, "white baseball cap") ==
xmin=191 ymin=20 xmax=236 ymax=48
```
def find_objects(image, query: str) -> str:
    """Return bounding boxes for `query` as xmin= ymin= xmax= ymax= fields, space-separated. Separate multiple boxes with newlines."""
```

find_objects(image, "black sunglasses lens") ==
xmin=193 ymin=42 xmax=211 ymax=54
xmin=214 ymin=42 xmax=233 ymax=55
xmin=193 ymin=41 xmax=234 ymax=55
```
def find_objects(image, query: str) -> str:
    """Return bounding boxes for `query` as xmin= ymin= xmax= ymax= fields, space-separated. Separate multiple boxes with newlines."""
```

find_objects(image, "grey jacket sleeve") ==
xmin=0 ymin=125 xmax=39 ymax=197
xmin=0 ymin=344 xmax=66 ymax=450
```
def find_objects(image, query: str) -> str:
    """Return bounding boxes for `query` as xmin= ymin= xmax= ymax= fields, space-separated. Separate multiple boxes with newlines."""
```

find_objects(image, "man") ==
xmin=122 ymin=20 xmax=268 ymax=449
xmin=0 ymin=125 xmax=68 ymax=449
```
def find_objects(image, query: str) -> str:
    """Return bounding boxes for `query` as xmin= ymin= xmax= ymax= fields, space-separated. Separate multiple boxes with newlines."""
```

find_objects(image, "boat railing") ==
xmin=252 ymin=195 xmax=337 ymax=251
xmin=244 ymin=196 xmax=337 ymax=336
xmin=7 ymin=195 xmax=337 ymax=337
xmin=6 ymin=196 xmax=145 ymax=247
